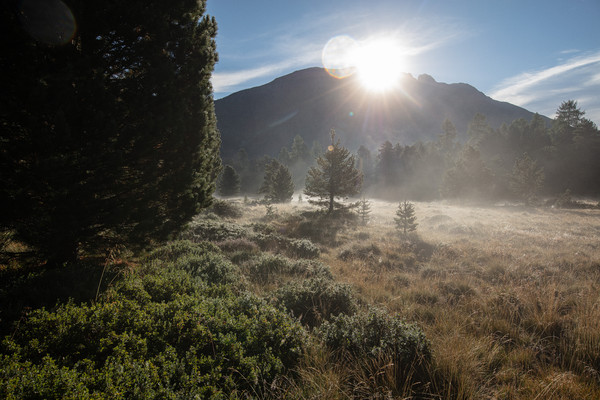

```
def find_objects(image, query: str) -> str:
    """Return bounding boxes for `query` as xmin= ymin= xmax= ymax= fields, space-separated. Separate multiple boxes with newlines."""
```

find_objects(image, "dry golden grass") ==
xmin=228 ymin=196 xmax=600 ymax=399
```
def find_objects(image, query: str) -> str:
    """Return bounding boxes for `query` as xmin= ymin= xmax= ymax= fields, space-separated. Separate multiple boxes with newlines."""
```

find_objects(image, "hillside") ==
xmin=215 ymin=67 xmax=547 ymax=159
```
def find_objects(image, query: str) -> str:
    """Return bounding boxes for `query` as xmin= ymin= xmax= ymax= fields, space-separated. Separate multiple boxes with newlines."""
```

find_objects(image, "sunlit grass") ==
xmin=234 ymin=195 xmax=600 ymax=398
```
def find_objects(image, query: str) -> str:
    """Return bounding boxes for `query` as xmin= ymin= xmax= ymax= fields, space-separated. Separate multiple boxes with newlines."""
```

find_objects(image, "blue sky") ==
xmin=207 ymin=0 xmax=600 ymax=124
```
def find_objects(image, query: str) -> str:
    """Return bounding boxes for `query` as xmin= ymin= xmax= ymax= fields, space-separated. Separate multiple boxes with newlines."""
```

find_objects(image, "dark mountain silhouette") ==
xmin=215 ymin=67 xmax=548 ymax=159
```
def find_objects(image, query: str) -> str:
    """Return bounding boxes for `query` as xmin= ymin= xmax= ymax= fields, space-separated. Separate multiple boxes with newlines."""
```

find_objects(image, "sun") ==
xmin=322 ymin=35 xmax=408 ymax=92
xmin=352 ymin=38 xmax=405 ymax=92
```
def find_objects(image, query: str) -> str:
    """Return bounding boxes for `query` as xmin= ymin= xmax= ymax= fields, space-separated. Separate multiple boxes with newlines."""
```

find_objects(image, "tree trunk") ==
xmin=329 ymin=194 xmax=334 ymax=213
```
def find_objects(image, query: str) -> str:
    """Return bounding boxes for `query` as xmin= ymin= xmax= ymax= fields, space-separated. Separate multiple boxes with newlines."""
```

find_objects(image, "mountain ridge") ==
xmin=214 ymin=67 xmax=548 ymax=159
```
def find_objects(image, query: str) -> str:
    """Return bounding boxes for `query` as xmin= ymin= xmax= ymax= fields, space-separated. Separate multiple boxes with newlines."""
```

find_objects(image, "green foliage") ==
xmin=0 ymin=0 xmax=221 ymax=265
xmin=218 ymin=165 xmax=241 ymax=197
xmin=304 ymin=129 xmax=363 ymax=213
xmin=290 ymin=135 xmax=309 ymax=164
xmin=259 ymin=160 xmax=295 ymax=203
xmin=441 ymin=146 xmax=494 ymax=200
xmin=0 ymin=260 xmax=120 ymax=336
xmin=247 ymin=254 xmax=296 ymax=283
xmin=172 ymin=252 xmax=240 ymax=286
xmin=1 ymin=264 xmax=305 ymax=398
xmin=395 ymin=201 xmax=418 ymax=236
xmin=144 ymin=240 xmax=221 ymax=263
xmin=210 ymin=199 xmax=244 ymax=218
xmin=318 ymin=307 xmax=431 ymax=371
xmin=275 ymin=277 xmax=357 ymax=328
xmin=288 ymin=238 xmax=321 ymax=259
xmin=264 ymin=203 xmax=278 ymax=220
xmin=291 ymin=260 xmax=334 ymax=280
xmin=510 ymin=153 xmax=544 ymax=204
xmin=183 ymin=218 xmax=250 ymax=242
xmin=357 ymin=197 xmax=372 ymax=225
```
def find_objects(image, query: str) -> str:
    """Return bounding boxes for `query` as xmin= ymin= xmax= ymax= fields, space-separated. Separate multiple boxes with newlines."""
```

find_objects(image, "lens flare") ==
xmin=322 ymin=35 xmax=358 ymax=79
xmin=18 ymin=0 xmax=76 ymax=46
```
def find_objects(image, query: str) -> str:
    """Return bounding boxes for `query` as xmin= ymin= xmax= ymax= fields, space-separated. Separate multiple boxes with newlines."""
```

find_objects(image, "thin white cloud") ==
xmin=212 ymin=47 xmax=321 ymax=93
xmin=212 ymin=8 xmax=466 ymax=96
xmin=490 ymin=51 xmax=600 ymax=123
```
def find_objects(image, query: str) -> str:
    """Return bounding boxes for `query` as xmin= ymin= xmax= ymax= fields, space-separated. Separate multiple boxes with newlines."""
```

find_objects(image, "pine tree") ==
xmin=290 ymin=135 xmax=309 ymax=164
xmin=304 ymin=130 xmax=363 ymax=213
xmin=395 ymin=201 xmax=418 ymax=236
xmin=552 ymin=100 xmax=586 ymax=146
xmin=259 ymin=160 xmax=294 ymax=203
xmin=510 ymin=153 xmax=544 ymax=205
xmin=218 ymin=165 xmax=241 ymax=197
xmin=441 ymin=146 xmax=493 ymax=199
xmin=357 ymin=197 xmax=372 ymax=225
xmin=0 ymin=0 xmax=221 ymax=265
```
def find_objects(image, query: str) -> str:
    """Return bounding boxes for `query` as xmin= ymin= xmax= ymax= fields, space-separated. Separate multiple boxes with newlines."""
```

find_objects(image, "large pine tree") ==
xmin=304 ymin=130 xmax=363 ymax=213
xmin=0 ymin=0 xmax=221 ymax=265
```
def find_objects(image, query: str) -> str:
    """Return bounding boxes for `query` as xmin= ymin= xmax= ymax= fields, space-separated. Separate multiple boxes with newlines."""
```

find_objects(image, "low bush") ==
xmin=318 ymin=307 xmax=431 ymax=382
xmin=210 ymin=199 xmax=243 ymax=218
xmin=144 ymin=240 xmax=221 ymax=263
xmin=275 ymin=277 xmax=357 ymax=328
xmin=246 ymin=254 xmax=296 ymax=283
xmin=0 ymin=266 xmax=305 ymax=398
xmin=183 ymin=219 xmax=249 ymax=242
xmin=292 ymin=260 xmax=333 ymax=280
xmin=173 ymin=252 xmax=240 ymax=286
xmin=288 ymin=239 xmax=320 ymax=259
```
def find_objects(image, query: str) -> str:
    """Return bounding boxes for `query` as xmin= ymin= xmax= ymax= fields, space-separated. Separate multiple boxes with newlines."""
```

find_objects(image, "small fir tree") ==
xmin=395 ymin=201 xmax=418 ymax=236
xmin=259 ymin=160 xmax=294 ymax=203
xmin=304 ymin=129 xmax=363 ymax=213
xmin=357 ymin=197 xmax=372 ymax=225
xmin=218 ymin=165 xmax=241 ymax=197
xmin=264 ymin=203 xmax=277 ymax=220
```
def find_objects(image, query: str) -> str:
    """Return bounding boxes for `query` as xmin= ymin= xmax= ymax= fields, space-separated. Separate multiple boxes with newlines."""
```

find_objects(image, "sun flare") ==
xmin=322 ymin=35 xmax=406 ymax=92
xmin=353 ymin=38 xmax=405 ymax=92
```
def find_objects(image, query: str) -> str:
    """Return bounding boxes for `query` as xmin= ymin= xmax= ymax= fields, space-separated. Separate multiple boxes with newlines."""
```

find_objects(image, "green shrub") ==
xmin=317 ymin=308 xmax=432 ymax=394
xmin=250 ymin=222 xmax=277 ymax=235
xmin=183 ymin=219 xmax=249 ymax=242
xmin=318 ymin=307 xmax=431 ymax=367
xmin=292 ymin=260 xmax=333 ymax=280
xmin=1 ymin=267 xmax=305 ymax=398
xmin=173 ymin=252 xmax=240 ymax=286
xmin=144 ymin=240 xmax=221 ymax=263
xmin=275 ymin=277 xmax=357 ymax=328
xmin=210 ymin=199 xmax=243 ymax=218
xmin=246 ymin=254 xmax=295 ymax=283
xmin=288 ymin=239 xmax=320 ymax=259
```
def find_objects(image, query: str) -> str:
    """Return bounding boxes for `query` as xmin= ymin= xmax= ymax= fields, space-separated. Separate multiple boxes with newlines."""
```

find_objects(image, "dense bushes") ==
xmin=184 ymin=218 xmax=320 ymax=260
xmin=209 ymin=199 xmax=244 ymax=218
xmin=0 ymin=244 xmax=306 ymax=398
xmin=275 ymin=277 xmax=357 ymax=328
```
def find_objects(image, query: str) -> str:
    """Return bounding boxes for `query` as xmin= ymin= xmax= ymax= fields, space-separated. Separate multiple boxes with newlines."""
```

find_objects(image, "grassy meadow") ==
xmin=234 ymin=197 xmax=600 ymax=398
xmin=1 ymin=197 xmax=599 ymax=399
